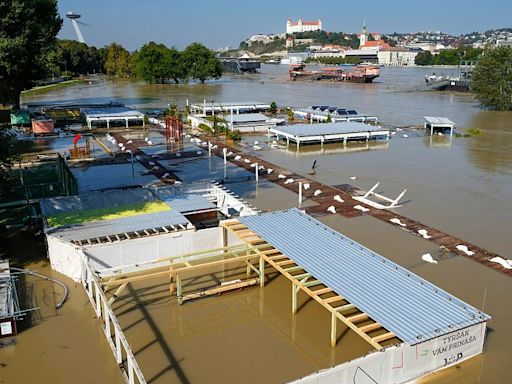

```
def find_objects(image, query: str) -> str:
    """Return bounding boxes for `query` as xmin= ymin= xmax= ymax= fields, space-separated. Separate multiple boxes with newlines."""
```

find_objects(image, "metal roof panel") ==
xmin=240 ymin=208 xmax=490 ymax=345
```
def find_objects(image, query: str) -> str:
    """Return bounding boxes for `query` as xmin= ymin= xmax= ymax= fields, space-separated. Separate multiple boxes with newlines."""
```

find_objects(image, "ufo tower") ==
xmin=66 ymin=11 xmax=86 ymax=44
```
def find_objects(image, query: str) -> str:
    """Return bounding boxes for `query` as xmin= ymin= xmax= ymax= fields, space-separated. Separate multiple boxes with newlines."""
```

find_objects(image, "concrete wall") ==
xmin=290 ymin=323 xmax=486 ymax=384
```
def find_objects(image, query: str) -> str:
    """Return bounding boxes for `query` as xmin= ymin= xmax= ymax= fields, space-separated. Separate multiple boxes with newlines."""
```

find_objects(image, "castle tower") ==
xmin=359 ymin=20 xmax=368 ymax=48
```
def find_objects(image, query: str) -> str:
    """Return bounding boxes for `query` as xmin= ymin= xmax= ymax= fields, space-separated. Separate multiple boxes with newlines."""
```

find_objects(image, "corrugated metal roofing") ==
xmin=164 ymin=194 xmax=216 ymax=213
xmin=228 ymin=113 xmax=269 ymax=123
xmin=48 ymin=210 xmax=189 ymax=242
xmin=81 ymin=107 xmax=144 ymax=118
xmin=424 ymin=116 xmax=456 ymax=126
xmin=239 ymin=208 xmax=490 ymax=345
xmin=273 ymin=122 xmax=384 ymax=137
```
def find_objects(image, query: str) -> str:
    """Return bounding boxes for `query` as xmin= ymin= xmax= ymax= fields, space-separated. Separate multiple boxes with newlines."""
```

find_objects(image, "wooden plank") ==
xmin=346 ymin=313 xmax=369 ymax=323
xmin=359 ymin=323 xmax=383 ymax=333
xmin=323 ymin=296 xmax=343 ymax=304
xmin=303 ymin=280 xmax=322 ymax=288
xmin=334 ymin=303 xmax=356 ymax=313
xmin=372 ymin=332 xmax=396 ymax=343
xmin=284 ymin=266 xmax=303 ymax=273
xmin=276 ymin=259 xmax=295 ymax=266
xmin=312 ymin=287 xmax=333 ymax=295
xmin=268 ymin=254 xmax=287 ymax=260
xmin=182 ymin=278 xmax=259 ymax=303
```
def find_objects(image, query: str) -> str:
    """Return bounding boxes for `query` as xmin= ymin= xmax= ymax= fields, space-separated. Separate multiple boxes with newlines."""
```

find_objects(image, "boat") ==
xmin=221 ymin=54 xmax=261 ymax=73
xmin=265 ymin=59 xmax=281 ymax=65
xmin=289 ymin=64 xmax=379 ymax=83
xmin=280 ymin=56 xmax=303 ymax=65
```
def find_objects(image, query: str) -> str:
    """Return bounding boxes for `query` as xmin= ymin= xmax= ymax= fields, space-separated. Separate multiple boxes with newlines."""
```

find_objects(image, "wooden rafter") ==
xmin=221 ymin=220 xmax=400 ymax=351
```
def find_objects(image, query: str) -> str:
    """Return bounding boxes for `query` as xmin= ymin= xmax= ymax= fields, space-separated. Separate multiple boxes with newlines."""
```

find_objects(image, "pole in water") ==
xmin=130 ymin=152 xmax=135 ymax=178
xmin=255 ymin=163 xmax=259 ymax=182
xmin=223 ymin=147 xmax=227 ymax=165
xmin=208 ymin=141 xmax=211 ymax=157
xmin=312 ymin=160 xmax=317 ymax=169
xmin=299 ymin=181 xmax=303 ymax=207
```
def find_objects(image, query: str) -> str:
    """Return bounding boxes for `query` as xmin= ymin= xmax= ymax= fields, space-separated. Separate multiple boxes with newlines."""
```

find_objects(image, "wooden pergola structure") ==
xmin=221 ymin=219 xmax=398 ymax=350
xmin=97 ymin=219 xmax=400 ymax=350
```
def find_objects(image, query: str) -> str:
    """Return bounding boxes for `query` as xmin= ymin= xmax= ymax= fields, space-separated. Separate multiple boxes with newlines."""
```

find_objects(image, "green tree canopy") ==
xmin=182 ymin=43 xmax=222 ymax=83
xmin=0 ymin=0 xmax=62 ymax=106
xmin=55 ymin=40 xmax=103 ymax=76
xmin=415 ymin=50 xmax=433 ymax=65
xmin=472 ymin=46 xmax=512 ymax=111
xmin=104 ymin=43 xmax=133 ymax=78
xmin=133 ymin=42 xmax=173 ymax=84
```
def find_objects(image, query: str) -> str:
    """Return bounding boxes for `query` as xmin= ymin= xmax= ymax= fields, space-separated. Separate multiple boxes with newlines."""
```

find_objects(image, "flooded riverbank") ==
xmin=11 ymin=66 xmax=512 ymax=383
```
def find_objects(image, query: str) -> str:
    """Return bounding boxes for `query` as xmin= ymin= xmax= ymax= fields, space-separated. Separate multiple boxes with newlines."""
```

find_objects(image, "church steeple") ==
xmin=360 ymin=20 xmax=368 ymax=47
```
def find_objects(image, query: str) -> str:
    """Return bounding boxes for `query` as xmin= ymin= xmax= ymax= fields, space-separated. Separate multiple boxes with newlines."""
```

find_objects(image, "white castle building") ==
xmin=286 ymin=18 xmax=322 ymax=34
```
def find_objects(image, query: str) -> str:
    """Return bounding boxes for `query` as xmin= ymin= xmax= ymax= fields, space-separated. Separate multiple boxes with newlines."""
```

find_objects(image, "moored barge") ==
xmin=289 ymin=64 xmax=379 ymax=83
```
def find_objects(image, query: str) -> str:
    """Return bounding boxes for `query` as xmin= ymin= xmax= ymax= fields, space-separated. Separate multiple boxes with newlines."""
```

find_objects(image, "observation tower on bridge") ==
xmin=66 ymin=11 xmax=86 ymax=44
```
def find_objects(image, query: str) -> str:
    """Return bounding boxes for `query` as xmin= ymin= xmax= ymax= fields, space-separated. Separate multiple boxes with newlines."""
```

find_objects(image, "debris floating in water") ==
xmin=244 ymin=159 xmax=251 ymax=163
xmin=489 ymin=257 xmax=512 ymax=269
xmin=350 ymin=176 xmax=357 ymax=180
xmin=327 ymin=206 xmax=337 ymax=214
xmin=267 ymin=168 xmax=273 ymax=174
xmin=456 ymin=245 xmax=475 ymax=256
xmin=284 ymin=178 xmax=294 ymax=184
xmin=418 ymin=229 xmax=432 ymax=239
xmin=390 ymin=218 xmax=406 ymax=227
xmin=313 ymin=189 xmax=322 ymax=196
xmin=334 ymin=195 xmax=344 ymax=203
xmin=303 ymin=183 xmax=310 ymax=190
xmin=278 ymin=174 xmax=286 ymax=179
xmin=354 ymin=205 xmax=370 ymax=212
xmin=421 ymin=253 xmax=438 ymax=264
xmin=234 ymin=155 xmax=242 ymax=161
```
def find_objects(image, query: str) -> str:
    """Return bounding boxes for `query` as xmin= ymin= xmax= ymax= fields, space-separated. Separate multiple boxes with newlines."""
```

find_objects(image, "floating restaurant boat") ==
xmin=221 ymin=54 xmax=261 ymax=73
xmin=289 ymin=64 xmax=380 ymax=83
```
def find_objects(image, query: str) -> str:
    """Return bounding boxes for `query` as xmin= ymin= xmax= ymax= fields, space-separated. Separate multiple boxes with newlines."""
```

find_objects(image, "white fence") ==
xmin=80 ymin=255 xmax=146 ymax=384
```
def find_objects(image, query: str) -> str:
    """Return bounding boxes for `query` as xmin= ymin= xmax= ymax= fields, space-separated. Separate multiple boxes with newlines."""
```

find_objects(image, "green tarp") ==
xmin=10 ymin=111 xmax=30 ymax=125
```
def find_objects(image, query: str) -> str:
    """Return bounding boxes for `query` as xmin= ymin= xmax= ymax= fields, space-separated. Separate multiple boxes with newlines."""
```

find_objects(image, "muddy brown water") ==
xmin=11 ymin=66 xmax=512 ymax=383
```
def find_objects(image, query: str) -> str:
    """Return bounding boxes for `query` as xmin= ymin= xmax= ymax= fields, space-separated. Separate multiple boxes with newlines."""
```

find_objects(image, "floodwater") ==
xmin=15 ymin=66 xmax=512 ymax=383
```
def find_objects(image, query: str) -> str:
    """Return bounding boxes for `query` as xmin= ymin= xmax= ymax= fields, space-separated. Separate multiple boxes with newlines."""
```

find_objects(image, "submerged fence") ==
xmin=80 ymin=256 xmax=146 ymax=384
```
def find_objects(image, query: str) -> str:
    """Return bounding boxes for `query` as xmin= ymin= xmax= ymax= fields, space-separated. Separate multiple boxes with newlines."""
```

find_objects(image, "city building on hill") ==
xmin=286 ymin=18 xmax=322 ymax=34
xmin=359 ymin=21 xmax=390 ymax=50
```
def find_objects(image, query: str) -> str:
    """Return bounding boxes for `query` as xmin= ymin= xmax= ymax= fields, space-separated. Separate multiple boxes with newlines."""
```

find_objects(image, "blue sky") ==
xmin=57 ymin=0 xmax=512 ymax=50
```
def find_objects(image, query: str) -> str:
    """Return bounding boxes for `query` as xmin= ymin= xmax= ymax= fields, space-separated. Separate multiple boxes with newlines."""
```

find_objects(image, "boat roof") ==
xmin=239 ymin=208 xmax=490 ymax=345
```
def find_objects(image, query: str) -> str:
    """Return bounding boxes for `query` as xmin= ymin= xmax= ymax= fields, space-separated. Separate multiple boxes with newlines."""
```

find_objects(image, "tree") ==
xmin=56 ymin=40 xmax=102 ymax=76
xmin=0 ymin=135 xmax=17 ymax=200
xmin=415 ymin=50 xmax=433 ymax=66
xmin=269 ymin=101 xmax=277 ymax=114
xmin=472 ymin=46 xmax=512 ymax=111
xmin=133 ymin=42 xmax=172 ymax=83
xmin=182 ymin=43 xmax=222 ymax=83
xmin=0 ymin=0 xmax=62 ymax=107
xmin=104 ymin=43 xmax=133 ymax=78
xmin=166 ymin=47 xmax=187 ymax=84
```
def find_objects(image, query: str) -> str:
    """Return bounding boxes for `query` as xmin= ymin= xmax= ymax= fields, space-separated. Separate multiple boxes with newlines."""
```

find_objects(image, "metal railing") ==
xmin=80 ymin=256 xmax=146 ymax=384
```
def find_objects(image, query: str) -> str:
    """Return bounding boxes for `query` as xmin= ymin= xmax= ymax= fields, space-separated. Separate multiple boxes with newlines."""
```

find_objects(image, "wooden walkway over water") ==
xmin=114 ymin=132 xmax=511 ymax=278
xmin=207 ymin=139 xmax=512 ymax=278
